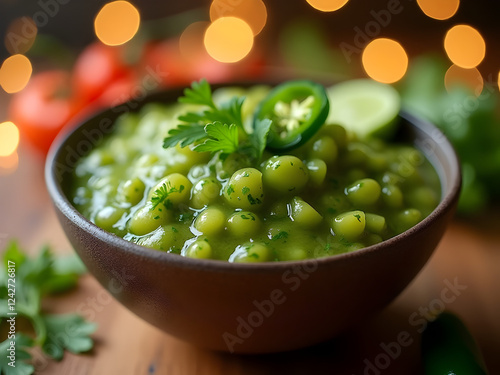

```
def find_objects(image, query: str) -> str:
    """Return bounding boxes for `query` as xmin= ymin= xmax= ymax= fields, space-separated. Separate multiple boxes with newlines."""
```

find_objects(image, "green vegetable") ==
xmin=254 ymin=80 xmax=330 ymax=151
xmin=327 ymin=79 xmax=400 ymax=139
xmin=194 ymin=122 xmax=239 ymax=154
xmin=0 ymin=241 xmax=96 ymax=375
xmin=163 ymin=79 xmax=272 ymax=163
xmin=422 ymin=312 xmax=488 ymax=375
xmin=73 ymin=81 xmax=441 ymax=261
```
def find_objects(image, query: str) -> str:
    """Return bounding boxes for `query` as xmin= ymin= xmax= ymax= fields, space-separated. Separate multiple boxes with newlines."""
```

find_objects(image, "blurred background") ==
xmin=0 ymin=0 xmax=499 ymax=217
xmin=0 ymin=2 xmax=500 ymax=374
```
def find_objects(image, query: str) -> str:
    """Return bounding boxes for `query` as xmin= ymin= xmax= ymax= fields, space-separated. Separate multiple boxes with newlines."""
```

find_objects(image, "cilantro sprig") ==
xmin=163 ymin=79 xmax=272 ymax=163
xmin=151 ymin=181 xmax=185 ymax=209
xmin=0 ymin=241 xmax=96 ymax=375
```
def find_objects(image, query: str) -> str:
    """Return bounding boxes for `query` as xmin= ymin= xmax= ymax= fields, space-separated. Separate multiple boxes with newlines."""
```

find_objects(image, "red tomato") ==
xmin=138 ymin=40 xmax=189 ymax=87
xmin=9 ymin=70 xmax=79 ymax=155
xmin=72 ymin=42 xmax=130 ymax=105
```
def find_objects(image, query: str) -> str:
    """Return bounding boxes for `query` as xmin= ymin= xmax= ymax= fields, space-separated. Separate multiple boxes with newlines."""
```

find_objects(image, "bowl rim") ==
xmin=45 ymin=83 xmax=462 ymax=273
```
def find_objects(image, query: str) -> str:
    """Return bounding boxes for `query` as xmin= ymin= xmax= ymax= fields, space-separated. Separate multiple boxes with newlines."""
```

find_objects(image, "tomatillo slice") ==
xmin=254 ymin=80 xmax=330 ymax=151
xmin=326 ymin=79 xmax=400 ymax=139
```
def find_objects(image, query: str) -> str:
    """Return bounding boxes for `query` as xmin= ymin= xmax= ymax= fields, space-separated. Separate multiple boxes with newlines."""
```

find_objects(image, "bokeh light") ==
xmin=306 ymin=0 xmax=350 ymax=12
xmin=95 ymin=1 xmax=140 ymax=46
xmin=0 ymin=54 xmax=32 ymax=93
xmin=416 ymin=0 xmax=459 ymax=20
xmin=180 ymin=21 xmax=210 ymax=62
xmin=444 ymin=25 xmax=485 ymax=69
xmin=204 ymin=17 xmax=254 ymax=63
xmin=210 ymin=0 xmax=267 ymax=36
xmin=0 ymin=152 xmax=19 ymax=175
xmin=362 ymin=38 xmax=408 ymax=84
xmin=0 ymin=122 xmax=20 ymax=157
xmin=5 ymin=17 xmax=38 ymax=55
xmin=445 ymin=65 xmax=483 ymax=96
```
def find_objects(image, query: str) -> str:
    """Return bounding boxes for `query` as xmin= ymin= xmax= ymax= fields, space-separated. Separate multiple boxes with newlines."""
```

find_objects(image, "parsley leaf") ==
xmin=178 ymin=79 xmax=216 ymax=109
xmin=151 ymin=181 xmax=182 ymax=209
xmin=250 ymin=119 xmax=272 ymax=161
xmin=271 ymin=231 xmax=289 ymax=241
xmin=163 ymin=80 xmax=273 ymax=166
xmin=0 ymin=334 xmax=34 ymax=375
xmin=42 ymin=314 xmax=97 ymax=360
xmin=0 ymin=241 xmax=95 ymax=374
xmin=163 ymin=123 xmax=207 ymax=149
xmin=194 ymin=122 xmax=239 ymax=154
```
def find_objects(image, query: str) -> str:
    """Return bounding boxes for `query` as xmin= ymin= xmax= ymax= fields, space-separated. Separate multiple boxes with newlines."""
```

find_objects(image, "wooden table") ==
xmin=1 ymin=140 xmax=500 ymax=375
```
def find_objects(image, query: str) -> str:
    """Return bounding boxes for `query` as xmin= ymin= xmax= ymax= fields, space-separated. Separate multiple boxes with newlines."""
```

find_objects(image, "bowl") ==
xmin=45 ymin=84 xmax=461 ymax=354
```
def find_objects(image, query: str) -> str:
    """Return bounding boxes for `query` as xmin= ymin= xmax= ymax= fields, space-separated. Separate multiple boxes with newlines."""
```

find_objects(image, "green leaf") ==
xmin=52 ymin=255 xmax=86 ymax=276
xmin=194 ymin=122 xmax=239 ymax=154
xmin=3 ymin=241 xmax=26 ymax=269
xmin=42 ymin=314 xmax=97 ymax=361
xmin=0 ymin=334 xmax=35 ymax=375
xmin=220 ymin=96 xmax=245 ymax=129
xmin=178 ymin=79 xmax=215 ymax=109
xmin=162 ymin=124 xmax=207 ymax=149
xmin=250 ymin=119 xmax=272 ymax=161
xmin=150 ymin=181 xmax=183 ymax=209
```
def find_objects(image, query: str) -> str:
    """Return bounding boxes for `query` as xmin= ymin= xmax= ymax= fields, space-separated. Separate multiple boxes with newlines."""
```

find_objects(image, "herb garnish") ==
xmin=151 ymin=182 xmax=184 ymax=209
xmin=271 ymin=231 xmax=289 ymax=241
xmin=0 ymin=241 xmax=96 ymax=375
xmin=163 ymin=79 xmax=272 ymax=163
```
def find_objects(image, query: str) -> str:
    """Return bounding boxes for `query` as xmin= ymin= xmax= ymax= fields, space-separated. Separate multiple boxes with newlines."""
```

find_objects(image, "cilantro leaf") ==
xmin=218 ymin=96 xmax=245 ymax=129
xmin=178 ymin=79 xmax=215 ymax=109
xmin=163 ymin=124 xmax=207 ymax=149
xmin=163 ymin=80 xmax=272 ymax=166
xmin=271 ymin=231 xmax=289 ymax=241
xmin=250 ymin=119 xmax=272 ymax=161
xmin=42 ymin=314 xmax=97 ymax=360
xmin=0 ymin=241 xmax=96 ymax=372
xmin=0 ymin=334 xmax=34 ymax=375
xmin=151 ymin=181 xmax=182 ymax=209
xmin=194 ymin=122 xmax=239 ymax=154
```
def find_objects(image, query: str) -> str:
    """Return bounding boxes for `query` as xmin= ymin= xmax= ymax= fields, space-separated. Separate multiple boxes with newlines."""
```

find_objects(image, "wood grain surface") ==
xmin=1 ymin=142 xmax=499 ymax=375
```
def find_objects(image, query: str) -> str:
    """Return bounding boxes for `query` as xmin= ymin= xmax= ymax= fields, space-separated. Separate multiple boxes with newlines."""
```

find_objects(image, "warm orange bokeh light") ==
xmin=5 ymin=17 xmax=38 ymax=55
xmin=0 ymin=151 xmax=19 ymax=175
xmin=204 ymin=17 xmax=254 ymax=63
xmin=445 ymin=65 xmax=483 ymax=96
xmin=210 ymin=0 xmax=267 ymax=36
xmin=306 ymin=0 xmax=350 ymax=12
xmin=0 ymin=122 xmax=20 ymax=157
xmin=362 ymin=38 xmax=408 ymax=84
xmin=0 ymin=54 xmax=32 ymax=93
xmin=444 ymin=25 xmax=485 ymax=69
xmin=180 ymin=22 xmax=210 ymax=62
xmin=95 ymin=1 xmax=140 ymax=46
xmin=416 ymin=0 xmax=459 ymax=20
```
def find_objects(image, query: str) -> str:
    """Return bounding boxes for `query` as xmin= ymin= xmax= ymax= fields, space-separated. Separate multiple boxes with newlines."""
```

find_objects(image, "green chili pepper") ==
xmin=253 ymin=80 xmax=329 ymax=151
xmin=422 ymin=312 xmax=489 ymax=375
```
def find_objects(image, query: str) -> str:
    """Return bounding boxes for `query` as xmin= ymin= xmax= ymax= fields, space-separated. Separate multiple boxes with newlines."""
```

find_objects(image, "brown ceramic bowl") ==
xmin=45 ymin=84 xmax=461 ymax=354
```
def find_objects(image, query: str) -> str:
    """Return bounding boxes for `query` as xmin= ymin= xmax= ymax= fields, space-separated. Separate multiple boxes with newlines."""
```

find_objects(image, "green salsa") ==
xmin=71 ymin=81 xmax=440 ymax=262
